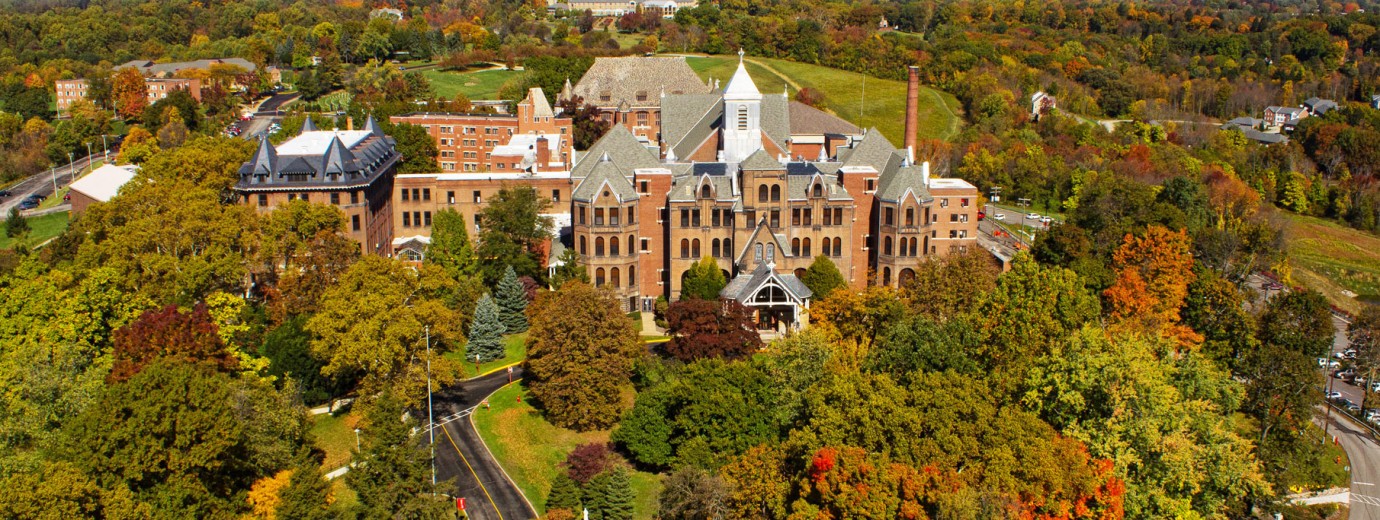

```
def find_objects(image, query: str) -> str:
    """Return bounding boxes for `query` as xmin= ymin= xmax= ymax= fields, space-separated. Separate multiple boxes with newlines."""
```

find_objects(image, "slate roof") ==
xmin=839 ymin=129 xmax=901 ymax=171
xmin=735 ymin=220 xmax=790 ymax=266
xmin=785 ymin=165 xmax=851 ymax=201
xmin=572 ymin=57 xmax=710 ymax=108
xmin=668 ymin=171 xmax=738 ymax=202
xmin=739 ymin=149 xmax=783 ymax=170
xmin=1303 ymin=97 xmax=1339 ymax=115
xmin=571 ymin=155 xmax=638 ymax=202
xmin=788 ymin=101 xmax=861 ymax=136
xmin=1221 ymin=125 xmax=1288 ymax=145
xmin=875 ymin=162 xmax=933 ymax=204
xmin=720 ymin=262 xmax=813 ymax=303
xmin=236 ymin=121 xmax=398 ymax=191
xmin=573 ymin=125 xmax=660 ymax=179
xmin=660 ymin=92 xmax=790 ymax=161
xmin=119 ymin=58 xmax=257 ymax=76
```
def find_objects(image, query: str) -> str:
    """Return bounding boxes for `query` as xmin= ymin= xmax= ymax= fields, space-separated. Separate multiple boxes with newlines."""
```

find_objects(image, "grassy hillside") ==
xmin=422 ymin=68 xmax=523 ymax=101
xmin=685 ymin=54 xmax=963 ymax=143
xmin=1284 ymin=213 xmax=1380 ymax=314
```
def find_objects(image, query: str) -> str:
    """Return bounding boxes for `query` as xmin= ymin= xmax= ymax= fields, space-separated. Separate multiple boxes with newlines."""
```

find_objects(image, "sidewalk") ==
xmin=640 ymin=312 xmax=663 ymax=336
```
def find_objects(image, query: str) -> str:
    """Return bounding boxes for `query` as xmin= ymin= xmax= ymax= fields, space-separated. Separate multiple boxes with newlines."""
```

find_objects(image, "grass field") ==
xmin=685 ymin=55 xmax=963 ymax=144
xmin=422 ymin=68 xmax=522 ymax=101
xmin=1283 ymin=213 xmax=1380 ymax=315
xmin=472 ymin=382 xmax=661 ymax=518
xmin=309 ymin=411 xmax=362 ymax=471
xmin=0 ymin=211 xmax=70 ymax=250
xmin=444 ymin=332 xmax=527 ymax=379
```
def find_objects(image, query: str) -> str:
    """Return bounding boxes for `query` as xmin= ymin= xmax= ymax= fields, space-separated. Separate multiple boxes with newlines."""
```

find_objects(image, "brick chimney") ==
xmin=346 ymin=116 xmax=354 ymax=131
xmin=905 ymin=66 xmax=919 ymax=152
xmin=535 ymin=136 xmax=551 ymax=170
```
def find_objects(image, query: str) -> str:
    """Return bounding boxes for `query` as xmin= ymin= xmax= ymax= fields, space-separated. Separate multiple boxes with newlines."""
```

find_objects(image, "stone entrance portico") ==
xmin=720 ymin=262 xmax=813 ymax=335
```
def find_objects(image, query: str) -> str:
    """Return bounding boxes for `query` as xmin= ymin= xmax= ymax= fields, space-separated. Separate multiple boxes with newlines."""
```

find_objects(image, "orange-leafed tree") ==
xmin=111 ymin=67 xmax=148 ymax=119
xmin=1103 ymin=225 xmax=1197 ymax=342
xmin=108 ymin=303 xmax=239 ymax=383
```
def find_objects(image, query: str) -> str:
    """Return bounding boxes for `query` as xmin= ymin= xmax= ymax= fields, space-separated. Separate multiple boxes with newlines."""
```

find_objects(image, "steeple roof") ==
xmin=723 ymin=50 xmax=762 ymax=100
xmin=320 ymin=135 xmax=356 ymax=175
xmin=250 ymin=136 xmax=278 ymax=175
xmin=301 ymin=116 xmax=317 ymax=132
xmin=363 ymin=114 xmax=383 ymax=136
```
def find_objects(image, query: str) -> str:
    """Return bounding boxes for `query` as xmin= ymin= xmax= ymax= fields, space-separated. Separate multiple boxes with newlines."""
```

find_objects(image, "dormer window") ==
xmin=812 ymin=183 xmax=822 ymax=197
xmin=700 ymin=185 xmax=711 ymax=199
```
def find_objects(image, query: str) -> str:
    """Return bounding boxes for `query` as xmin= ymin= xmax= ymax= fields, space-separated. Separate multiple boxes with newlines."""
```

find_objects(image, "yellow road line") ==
xmin=442 ymin=422 xmax=504 ymax=520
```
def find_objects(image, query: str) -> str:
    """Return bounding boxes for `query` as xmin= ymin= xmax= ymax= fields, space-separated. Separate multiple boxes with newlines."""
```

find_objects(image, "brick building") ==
xmin=559 ymin=56 xmax=712 ymax=144
xmin=235 ymin=116 xmax=400 ymax=256
xmin=55 ymin=76 xmax=202 ymax=114
xmin=55 ymin=79 xmax=90 ymax=112
xmin=391 ymin=88 xmax=573 ymax=173
xmin=392 ymin=55 xmax=979 ymax=330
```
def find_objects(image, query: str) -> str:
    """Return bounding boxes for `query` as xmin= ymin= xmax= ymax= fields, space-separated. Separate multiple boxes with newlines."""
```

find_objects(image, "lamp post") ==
xmin=102 ymin=134 xmax=108 ymax=160
xmin=354 ymin=428 xmax=360 ymax=450
xmin=85 ymin=142 xmax=92 ymax=169
xmin=426 ymin=325 xmax=436 ymax=488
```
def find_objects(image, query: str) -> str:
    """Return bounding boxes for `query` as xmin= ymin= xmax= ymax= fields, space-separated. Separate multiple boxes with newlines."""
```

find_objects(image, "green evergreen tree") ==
xmin=468 ymin=293 xmax=507 ymax=362
xmin=496 ymin=265 xmax=529 ymax=333
xmin=547 ymin=472 xmax=583 ymax=512
xmin=346 ymin=392 xmax=452 ymax=518
xmin=800 ymin=255 xmax=846 ymax=299
xmin=586 ymin=467 xmax=634 ymax=520
xmin=583 ymin=470 xmax=612 ymax=519
xmin=6 ymin=207 xmax=28 ymax=239
xmin=426 ymin=209 xmax=477 ymax=279
xmin=275 ymin=457 xmax=334 ymax=520
xmin=551 ymin=245 xmax=589 ymax=288
xmin=680 ymin=257 xmax=726 ymax=300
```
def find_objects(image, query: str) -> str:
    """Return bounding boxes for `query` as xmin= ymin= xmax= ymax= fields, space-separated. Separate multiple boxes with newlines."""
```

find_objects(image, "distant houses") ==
xmin=1031 ymin=91 xmax=1056 ymax=120
xmin=1303 ymin=97 xmax=1339 ymax=116
xmin=1263 ymin=105 xmax=1306 ymax=127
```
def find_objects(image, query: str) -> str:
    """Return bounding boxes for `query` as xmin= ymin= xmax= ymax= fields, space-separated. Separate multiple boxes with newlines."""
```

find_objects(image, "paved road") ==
xmin=237 ymin=93 xmax=298 ymax=140
xmin=428 ymin=367 xmax=535 ymax=520
xmin=1322 ymin=412 xmax=1380 ymax=518
xmin=0 ymin=152 xmax=107 ymax=217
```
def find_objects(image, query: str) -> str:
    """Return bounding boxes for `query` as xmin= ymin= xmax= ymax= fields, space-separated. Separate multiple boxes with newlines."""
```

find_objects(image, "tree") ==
xmin=810 ymin=285 xmax=907 ymax=347
xmin=5 ymin=207 xmax=27 ymax=238
xmin=247 ymin=470 xmax=292 ymax=519
xmin=594 ymin=467 xmax=635 ymax=520
xmin=866 ymin=314 xmax=982 ymax=382
xmin=799 ymin=255 xmax=845 ymax=300
xmin=274 ymin=458 xmax=334 ymax=520
xmin=306 ymin=256 xmax=462 ymax=402
xmin=1352 ymin=306 xmax=1380 ymax=379
xmin=496 ymin=265 xmax=530 ymax=333
xmin=347 ymin=392 xmax=453 ymax=518
xmin=565 ymin=442 xmax=619 ymax=484
xmin=664 ymin=299 xmax=761 ymax=361
xmin=144 ymin=89 xmax=201 ymax=133
xmin=550 ymin=245 xmax=588 ymax=287
xmin=260 ymin=316 xmax=342 ymax=406
xmin=657 ymin=466 xmax=730 ymax=520
xmin=973 ymin=254 xmax=1099 ymax=387
xmin=0 ymin=461 xmax=148 ymax=519
xmin=547 ymin=473 xmax=583 ymax=512
xmin=111 ymin=67 xmax=148 ymax=119
xmin=679 ymin=257 xmax=726 ymax=300
xmin=526 ymin=281 xmax=642 ymax=430
xmin=116 ymin=125 xmax=159 ymax=165
xmin=381 ymin=121 xmax=439 ymax=174
xmin=901 ymin=249 xmax=999 ymax=322
xmin=477 ymin=186 xmax=554 ymax=285
xmin=1256 ymin=289 xmax=1334 ymax=359
xmin=108 ymin=303 xmax=239 ymax=383
xmin=557 ymin=96 xmax=611 ymax=150
xmin=258 ymin=199 xmax=348 ymax=275
xmin=468 ymin=294 xmax=506 ymax=362
xmin=425 ymin=209 xmax=477 ymax=279
xmin=156 ymin=107 xmax=189 ymax=148
xmin=1183 ymin=268 xmax=1256 ymax=371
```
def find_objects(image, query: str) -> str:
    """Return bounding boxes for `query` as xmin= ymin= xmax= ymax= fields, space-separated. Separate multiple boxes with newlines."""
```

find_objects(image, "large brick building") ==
xmin=55 ymin=77 xmax=202 ymax=114
xmin=392 ymin=55 xmax=979 ymax=329
xmin=559 ymin=56 xmax=712 ymax=144
xmin=391 ymin=88 xmax=573 ymax=173
xmin=236 ymin=116 xmax=400 ymax=256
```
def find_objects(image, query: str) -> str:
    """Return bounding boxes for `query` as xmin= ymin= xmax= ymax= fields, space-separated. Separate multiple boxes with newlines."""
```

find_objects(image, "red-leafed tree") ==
xmin=664 ymin=299 xmax=762 ymax=362
xmin=563 ymin=442 xmax=618 ymax=485
xmin=108 ymin=303 xmax=238 ymax=383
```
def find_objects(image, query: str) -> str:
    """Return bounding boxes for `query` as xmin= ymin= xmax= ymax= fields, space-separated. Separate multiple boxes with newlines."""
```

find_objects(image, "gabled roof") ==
xmin=526 ymin=88 xmax=555 ymax=119
xmin=363 ymin=114 xmax=383 ymax=137
xmin=572 ymin=155 xmax=637 ymax=202
xmin=720 ymin=262 xmax=813 ymax=303
xmin=668 ymin=171 xmax=737 ymax=202
xmin=788 ymin=101 xmax=861 ymax=136
xmin=573 ymin=125 xmax=660 ymax=179
xmin=301 ymin=116 xmax=318 ymax=132
xmin=572 ymin=57 xmax=710 ymax=108
xmin=69 ymin=163 xmax=138 ymax=203
xmin=785 ymin=167 xmax=851 ymax=201
xmin=248 ymin=137 xmax=278 ymax=175
xmin=739 ymin=149 xmax=783 ymax=170
xmin=875 ymin=162 xmax=933 ymax=204
xmin=839 ymin=129 xmax=897 ymax=170
xmin=320 ymin=135 xmax=355 ymax=175
xmin=736 ymin=219 xmax=790 ymax=267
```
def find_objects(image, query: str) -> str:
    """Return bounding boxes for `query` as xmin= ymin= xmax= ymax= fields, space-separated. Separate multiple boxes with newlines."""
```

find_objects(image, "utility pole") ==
xmin=426 ymin=325 xmax=436 ymax=488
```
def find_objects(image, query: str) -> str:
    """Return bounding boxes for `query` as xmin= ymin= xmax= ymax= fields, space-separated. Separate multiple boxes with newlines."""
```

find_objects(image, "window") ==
xmin=885 ymin=208 xmax=894 ymax=225
xmin=352 ymin=215 xmax=360 ymax=231
xmin=596 ymin=237 xmax=605 ymax=256
xmin=758 ymin=187 xmax=768 ymax=203
xmin=950 ymin=214 xmax=958 ymax=223
xmin=552 ymin=190 xmax=560 ymax=203
xmin=412 ymin=189 xmax=420 ymax=201
xmin=681 ymin=239 xmax=690 ymax=258
xmin=940 ymin=198 xmax=949 ymax=208
xmin=413 ymin=212 xmax=421 ymax=226
xmin=736 ymin=105 xmax=749 ymax=130
xmin=352 ymin=191 xmax=360 ymax=204
xmin=424 ymin=212 xmax=432 ymax=226
xmin=701 ymin=185 xmax=711 ymax=199
xmin=712 ymin=239 xmax=721 ymax=258
xmin=884 ymin=236 xmax=893 ymax=255
xmin=791 ymin=238 xmax=800 ymax=256
xmin=905 ymin=207 xmax=914 ymax=226
xmin=692 ymin=239 xmax=700 ymax=257
xmin=803 ymin=238 xmax=811 ymax=257
xmin=610 ymin=236 xmax=620 ymax=256
xmin=403 ymin=213 xmax=412 ymax=227
xmin=629 ymin=266 xmax=636 ymax=286
xmin=691 ymin=209 xmax=700 ymax=227
xmin=766 ymin=243 xmax=775 ymax=263
xmin=447 ymin=191 xmax=455 ymax=204
xmin=803 ymin=208 xmax=812 ymax=226
xmin=639 ymin=180 xmax=649 ymax=193
xmin=640 ymin=238 xmax=649 ymax=252
xmin=331 ymin=193 xmax=340 ymax=205
xmin=473 ymin=191 xmax=482 ymax=203
xmin=637 ymin=112 xmax=648 ymax=126
xmin=754 ymin=243 xmax=762 ymax=263
xmin=610 ymin=207 xmax=620 ymax=226
xmin=301 ymin=193 xmax=308 ymax=202
xmin=679 ymin=209 xmax=689 ymax=227
xmin=899 ymin=238 xmax=908 ymax=256
xmin=288 ymin=193 xmax=297 ymax=201
xmin=792 ymin=208 xmax=801 ymax=226
xmin=712 ymin=209 xmax=721 ymax=227
xmin=257 ymin=194 xmax=267 ymax=207
xmin=959 ymin=214 xmax=969 ymax=223
xmin=578 ymin=207 xmax=587 ymax=225
xmin=627 ymin=209 xmax=635 ymax=225
xmin=596 ymin=268 xmax=605 ymax=287
xmin=950 ymin=230 xmax=957 ymax=239
xmin=770 ymin=185 xmax=781 ymax=202
xmin=961 ymin=198 xmax=970 ymax=207
xmin=770 ymin=210 xmax=780 ymax=228
xmin=423 ymin=189 xmax=431 ymax=201
xmin=580 ymin=236 xmax=587 ymax=255
xmin=628 ymin=235 xmax=635 ymax=255
xmin=611 ymin=267 xmax=621 ymax=288
xmin=813 ymin=184 xmax=822 ymax=197
xmin=834 ymin=208 xmax=843 ymax=225
xmin=866 ymin=179 xmax=876 ymax=192
xmin=723 ymin=238 xmax=732 ymax=256
xmin=833 ymin=237 xmax=842 ymax=256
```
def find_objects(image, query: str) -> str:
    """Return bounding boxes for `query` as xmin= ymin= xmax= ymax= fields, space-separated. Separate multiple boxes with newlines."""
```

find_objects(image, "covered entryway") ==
xmin=720 ymin=263 xmax=814 ymax=336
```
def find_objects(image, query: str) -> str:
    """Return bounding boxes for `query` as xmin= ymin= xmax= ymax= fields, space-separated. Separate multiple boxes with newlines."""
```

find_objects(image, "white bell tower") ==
xmin=721 ymin=49 xmax=763 ymax=163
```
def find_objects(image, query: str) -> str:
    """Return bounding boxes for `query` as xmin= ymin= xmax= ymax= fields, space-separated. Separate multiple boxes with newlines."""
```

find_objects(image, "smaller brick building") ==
xmin=68 ymin=163 xmax=138 ymax=214
xmin=391 ymin=88 xmax=573 ymax=173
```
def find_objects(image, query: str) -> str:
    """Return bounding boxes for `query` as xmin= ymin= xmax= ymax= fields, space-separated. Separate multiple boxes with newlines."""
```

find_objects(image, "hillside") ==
xmin=1285 ymin=213 xmax=1380 ymax=315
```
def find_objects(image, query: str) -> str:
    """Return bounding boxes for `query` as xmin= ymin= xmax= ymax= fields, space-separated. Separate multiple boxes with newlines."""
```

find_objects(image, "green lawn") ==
xmin=472 ymin=382 xmax=661 ymax=518
xmin=1283 ymin=213 xmax=1380 ymax=315
xmin=444 ymin=332 xmax=527 ymax=379
xmin=309 ymin=411 xmax=361 ymax=471
xmin=0 ymin=211 xmax=71 ymax=250
xmin=38 ymin=186 xmax=69 ymax=210
xmin=685 ymin=55 xmax=963 ymax=144
xmin=422 ymin=68 xmax=523 ymax=101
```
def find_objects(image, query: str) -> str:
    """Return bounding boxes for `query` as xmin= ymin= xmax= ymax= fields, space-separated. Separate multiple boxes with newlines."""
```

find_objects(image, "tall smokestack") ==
xmin=905 ymin=66 xmax=919 ymax=153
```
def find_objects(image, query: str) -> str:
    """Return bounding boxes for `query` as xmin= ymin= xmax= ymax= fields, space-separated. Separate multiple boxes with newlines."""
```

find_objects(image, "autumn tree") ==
xmin=664 ymin=299 xmax=761 ymax=362
xmin=799 ymin=255 xmax=845 ymax=300
xmin=810 ymin=285 xmax=907 ymax=347
xmin=1183 ymin=267 xmax=1257 ymax=371
xmin=257 ymin=199 xmax=348 ymax=275
xmin=718 ymin=445 xmax=791 ymax=519
xmin=274 ymin=458 xmax=334 ymax=520
xmin=477 ymin=186 xmax=553 ymax=285
xmin=347 ymin=391 xmax=454 ymax=517
xmin=306 ymin=256 xmax=463 ymax=402
xmin=425 ymin=208 xmax=477 ymax=279
xmin=108 ymin=303 xmax=238 ymax=383
xmin=1102 ymin=225 xmax=1197 ymax=342
xmin=679 ymin=257 xmax=727 ymax=300
xmin=974 ymin=254 xmax=1099 ymax=387
xmin=467 ymin=294 xmax=506 ymax=362
xmin=901 ymin=248 xmax=999 ymax=322
xmin=0 ymin=461 xmax=147 ymax=519
xmin=526 ymin=281 xmax=641 ymax=430
xmin=1351 ymin=306 xmax=1380 ymax=379
xmin=657 ymin=467 xmax=730 ymax=520
xmin=496 ymin=265 xmax=530 ymax=333
xmin=268 ymin=230 xmax=359 ymax=323
xmin=111 ymin=67 xmax=148 ymax=119
xmin=115 ymin=125 xmax=159 ymax=164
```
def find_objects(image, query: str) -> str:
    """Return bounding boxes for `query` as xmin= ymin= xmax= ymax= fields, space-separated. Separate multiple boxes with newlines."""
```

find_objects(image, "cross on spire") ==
xmin=737 ymin=48 xmax=745 ymax=63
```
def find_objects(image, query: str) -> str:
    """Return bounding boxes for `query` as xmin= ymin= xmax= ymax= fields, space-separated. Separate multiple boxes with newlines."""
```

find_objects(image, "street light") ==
xmin=354 ymin=428 xmax=361 ymax=450
xmin=425 ymin=325 xmax=436 ymax=488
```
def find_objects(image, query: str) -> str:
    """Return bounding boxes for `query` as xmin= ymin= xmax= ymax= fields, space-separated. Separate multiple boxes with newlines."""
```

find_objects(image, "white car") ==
xmin=993 ymin=213 xmax=1006 ymax=221
xmin=1025 ymin=212 xmax=1040 ymax=220
xmin=1040 ymin=216 xmax=1053 ymax=223
xmin=1327 ymin=390 xmax=1343 ymax=400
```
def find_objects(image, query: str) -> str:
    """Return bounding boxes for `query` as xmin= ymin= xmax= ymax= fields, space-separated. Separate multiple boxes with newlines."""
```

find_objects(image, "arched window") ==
xmin=923 ymin=236 xmax=930 ymax=255
xmin=737 ymin=105 xmax=749 ymax=130
xmin=628 ymin=235 xmax=635 ymax=256
xmin=791 ymin=238 xmax=800 ymax=256
xmin=833 ymin=237 xmax=842 ymax=256
xmin=692 ymin=239 xmax=701 ymax=258
xmin=579 ymin=236 xmax=587 ymax=255
xmin=899 ymin=238 xmax=907 ymax=256
xmin=812 ymin=183 xmax=822 ymax=198
xmin=712 ymin=239 xmax=721 ymax=258
xmin=596 ymin=268 xmax=606 ymax=287
xmin=701 ymin=184 xmax=711 ymax=199
xmin=610 ymin=267 xmax=621 ymax=288
xmin=906 ymin=207 xmax=914 ymax=226
xmin=680 ymin=239 xmax=690 ymax=258
xmin=610 ymin=236 xmax=620 ymax=256
xmin=803 ymin=237 xmax=811 ymax=257
xmin=723 ymin=238 xmax=732 ymax=258
xmin=754 ymin=243 xmax=763 ymax=263
xmin=629 ymin=265 xmax=637 ymax=286
xmin=758 ymin=187 xmax=768 ymax=203
xmin=770 ymin=185 xmax=781 ymax=202
xmin=766 ymin=243 xmax=775 ymax=263
xmin=595 ymin=237 xmax=605 ymax=256
xmin=910 ymin=238 xmax=918 ymax=257
xmin=882 ymin=267 xmax=891 ymax=287
xmin=884 ymin=236 xmax=893 ymax=256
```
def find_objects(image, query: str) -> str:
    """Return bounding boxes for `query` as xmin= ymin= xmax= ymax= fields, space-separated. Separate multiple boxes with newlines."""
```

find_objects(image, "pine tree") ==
xmin=547 ymin=472 xmax=583 ymax=512
xmin=585 ymin=467 xmax=634 ymax=520
xmin=6 ymin=207 xmax=28 ymax=238
xmin=551 ymin=246 xmax=589 ymax=288
xmin=468 ymin=294 xmax=507 ymax=362
xmin=582 ymin=470 xmax=612 ymax=520
xmin=275 ymin=458 xmax=334 ymax=520
xmin=346 ymin=392 xmax=451 ymax=518
xmin=496 ymin=265 xmax=530 ymax=333
xmin=426 ymin=209 xmax=477 ymax=279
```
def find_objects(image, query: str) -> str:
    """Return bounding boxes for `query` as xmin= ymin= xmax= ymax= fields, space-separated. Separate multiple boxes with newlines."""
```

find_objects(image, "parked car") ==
xmin=1039 ymin=216 xmax=1053 ymax=223
xmin=1347 ymin=401 xmax=1362 ymax=413
xmin=17 ymin=199 xmax=37 ymax=210
xmin=0 ymin=190 xmax=10 ymax=198
xmin=1327 ymin=390 xmax=1343 ymax=400
xmin=1345 ymin=349 xmax=1357 ymax=359
xmin=993 ymin=213 xmax=1006 ymax=221
xmin=1370 ymin=381 xmax=1380 ymax=393
xmin=1356 ymin=375 xmax=1368 ymax=385
xmin=1319 ymin=357 xmax=1342 ymax=368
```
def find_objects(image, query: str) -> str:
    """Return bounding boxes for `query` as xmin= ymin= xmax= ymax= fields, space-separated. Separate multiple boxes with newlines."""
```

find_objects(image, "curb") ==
xmin=469 ymin=379 xmax=540 ymax=518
